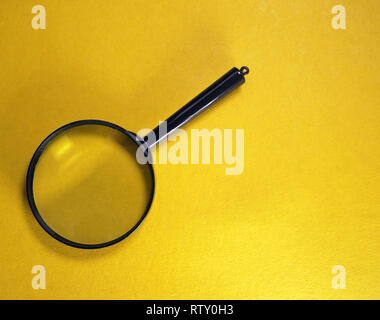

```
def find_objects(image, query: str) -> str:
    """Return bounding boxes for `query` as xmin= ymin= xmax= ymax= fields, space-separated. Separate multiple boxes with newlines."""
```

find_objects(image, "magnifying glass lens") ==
xmin=31 ymin=124 xmax=153 ymax=246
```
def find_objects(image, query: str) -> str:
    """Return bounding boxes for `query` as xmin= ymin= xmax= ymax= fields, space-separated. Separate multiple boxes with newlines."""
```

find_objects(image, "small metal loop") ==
xmin=239 ymin=66 xmax=250 ymax=76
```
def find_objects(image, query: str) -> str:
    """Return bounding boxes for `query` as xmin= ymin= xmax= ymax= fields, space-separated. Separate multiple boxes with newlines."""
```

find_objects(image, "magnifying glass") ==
xmin=26 ymin=66 xmax=250 ymax=249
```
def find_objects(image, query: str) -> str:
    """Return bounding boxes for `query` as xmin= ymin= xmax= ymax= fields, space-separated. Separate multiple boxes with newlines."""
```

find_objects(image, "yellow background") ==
xmin=0 ymin=0 xmax=379 ymax=299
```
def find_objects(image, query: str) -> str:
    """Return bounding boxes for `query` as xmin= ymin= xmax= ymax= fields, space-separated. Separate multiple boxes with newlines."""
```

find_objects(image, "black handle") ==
xmin=145 ymin=66 xmax=249 ymax=149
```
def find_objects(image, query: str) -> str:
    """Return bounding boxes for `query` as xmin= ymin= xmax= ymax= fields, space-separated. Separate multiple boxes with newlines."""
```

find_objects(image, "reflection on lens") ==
xmin=32 ymin=124 xmax=153 ymax=245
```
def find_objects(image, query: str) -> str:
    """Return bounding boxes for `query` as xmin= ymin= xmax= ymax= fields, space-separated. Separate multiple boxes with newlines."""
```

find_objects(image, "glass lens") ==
xmin=31 ymin=124 xmax=153 ymax=245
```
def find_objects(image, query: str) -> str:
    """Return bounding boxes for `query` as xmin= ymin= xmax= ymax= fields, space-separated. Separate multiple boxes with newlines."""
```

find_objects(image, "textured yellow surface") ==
xmin=0 ymin=0 xmax=379 ymax=299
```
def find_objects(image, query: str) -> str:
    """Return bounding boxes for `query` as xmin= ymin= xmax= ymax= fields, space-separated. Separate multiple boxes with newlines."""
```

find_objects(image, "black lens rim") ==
xmin=26 ymin=119 xmax=155 ymax=249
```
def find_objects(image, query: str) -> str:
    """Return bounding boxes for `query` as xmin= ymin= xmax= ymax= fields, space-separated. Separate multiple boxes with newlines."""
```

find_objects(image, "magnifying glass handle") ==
xmin=146 ymin=66 xmax=249 ymax=148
